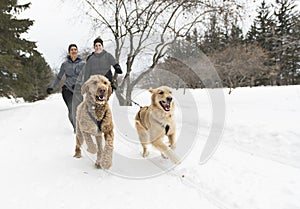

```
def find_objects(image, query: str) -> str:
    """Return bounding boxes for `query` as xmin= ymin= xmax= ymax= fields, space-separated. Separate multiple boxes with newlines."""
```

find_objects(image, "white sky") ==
xmin=18 ymin=0 xmax=93 ymax=69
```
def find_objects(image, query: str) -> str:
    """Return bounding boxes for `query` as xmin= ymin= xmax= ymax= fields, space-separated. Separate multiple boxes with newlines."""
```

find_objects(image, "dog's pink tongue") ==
xmin=165 ymin=103 xmax=170 ymax=110
xmin=100 ymin=95 xmax=105 ymax=100
xmin=96 ymin=95 xmax=105 ymax=101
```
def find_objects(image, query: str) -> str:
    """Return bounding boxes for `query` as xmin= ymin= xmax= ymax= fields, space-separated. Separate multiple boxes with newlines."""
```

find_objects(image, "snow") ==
xmin=1 ymin=85 xmax=300 ymax=209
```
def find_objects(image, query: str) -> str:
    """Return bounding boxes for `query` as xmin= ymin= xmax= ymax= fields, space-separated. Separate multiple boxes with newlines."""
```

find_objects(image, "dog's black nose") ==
xmin=99 ymin=89 xmax=105 ymax=94
xmin=166 ymin=97 xmax=172 ymax=103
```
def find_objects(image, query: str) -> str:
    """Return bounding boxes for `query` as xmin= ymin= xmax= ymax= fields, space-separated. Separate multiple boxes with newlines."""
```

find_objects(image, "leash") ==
xmin=119 ymin=92 xmax=143 ymax=108
xmin=129 ymin=98 xmax=143 ymax=108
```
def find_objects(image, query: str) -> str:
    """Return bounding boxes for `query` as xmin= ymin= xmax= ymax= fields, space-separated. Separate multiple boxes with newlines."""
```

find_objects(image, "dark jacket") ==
xmin=80 ymin=50 xmax=122 ymax=85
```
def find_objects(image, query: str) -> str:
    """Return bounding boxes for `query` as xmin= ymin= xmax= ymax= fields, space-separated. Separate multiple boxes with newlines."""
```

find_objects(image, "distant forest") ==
xmin=1 ymin=0 xmax=299 ymax=102
xmin=146 ymin=0 xmax=300 ymax=90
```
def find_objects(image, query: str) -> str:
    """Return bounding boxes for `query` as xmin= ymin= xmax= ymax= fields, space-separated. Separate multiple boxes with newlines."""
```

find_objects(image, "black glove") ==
xmin=113 ymin=64 xmax=123 ymax=74
xmin=47 ymin=88 xmax=53 ymax=94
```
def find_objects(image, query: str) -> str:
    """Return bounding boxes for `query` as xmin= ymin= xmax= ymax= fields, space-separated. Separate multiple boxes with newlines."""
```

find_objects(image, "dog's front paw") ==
xmin=73 ymin=151 xmax=82 ymax=158
xmin=142 ymin=150 xmax=149 ymax=158
xmin=95 ymin=160 xmax=102 ymax=169
xmin=100 ymin=160 xmax=112 ymax=169
xmin=73 ymin=152 xmax=81 ymax=158
xmin=73 ymin=145 xmax=82 ymax=158
xmin=164 ymin=149 xmax=180 ymax=164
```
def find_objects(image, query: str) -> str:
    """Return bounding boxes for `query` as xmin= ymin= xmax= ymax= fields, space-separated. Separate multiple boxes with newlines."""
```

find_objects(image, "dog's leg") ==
xmin=142 ymin=144 xmax=149 ymax=158
xmin=83 ymin=133 xmax=97 ymax=154
xmin=152 ymin=138 xmax=179 ymax=164
xmin=163 ymin=149 xmax=180 ymax=164
xmin=73 ymin=136 xmax=82 ymax=158
xmin=95 ymin=135 xmax=103 ymax=168
xmin=100 ymin=131 xmax=114 ymax=169
xmin=73 ymin=129 xmax=84 ymax=158
xmin=167 ymin=133 xmax=176 ymax=149
xmin=135 ymin=120 xmax=149 ymax=157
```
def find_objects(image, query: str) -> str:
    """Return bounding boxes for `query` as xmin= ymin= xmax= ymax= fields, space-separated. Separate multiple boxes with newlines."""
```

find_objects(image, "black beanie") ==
xmin=93 ymin=37 xmax=103 ymax=46
xmin=68 ymin=44 xmax=77 ymax=52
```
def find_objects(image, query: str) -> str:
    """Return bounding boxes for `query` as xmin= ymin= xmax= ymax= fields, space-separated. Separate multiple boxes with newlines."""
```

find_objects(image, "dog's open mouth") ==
xmin=95 ymin=88 xmax=107 ymax=103
xmin=160 ymin=100 xmax=171 ymax=111
xmin=95 ymin=95 xmax=106 ymax=103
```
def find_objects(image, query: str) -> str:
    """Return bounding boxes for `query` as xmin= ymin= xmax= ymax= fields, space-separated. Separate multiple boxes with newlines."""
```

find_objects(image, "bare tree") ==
xmin=209 ymin=43 xmax=273 ymax=93
xmin=74 ymin=0 xmax=246 ymax=105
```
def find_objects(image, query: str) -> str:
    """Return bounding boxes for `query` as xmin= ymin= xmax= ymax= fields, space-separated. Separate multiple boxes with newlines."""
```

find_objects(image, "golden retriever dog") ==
xmin=73 ymin=75 xmax=114 ymax=169
xmin=135 ymin=86 xmax=179 ymax=164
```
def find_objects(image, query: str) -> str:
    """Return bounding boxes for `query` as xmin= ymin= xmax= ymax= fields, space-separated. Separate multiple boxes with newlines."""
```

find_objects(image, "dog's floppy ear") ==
xmin=107 ymin=84 xmax=113 ymax=100
xmin=81 ymin=81 xmax=89 ymax=95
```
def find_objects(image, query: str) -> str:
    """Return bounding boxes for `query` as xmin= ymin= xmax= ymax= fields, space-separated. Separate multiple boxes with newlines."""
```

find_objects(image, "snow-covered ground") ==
xmin=0 ymin=85 xmax=300 ymax=209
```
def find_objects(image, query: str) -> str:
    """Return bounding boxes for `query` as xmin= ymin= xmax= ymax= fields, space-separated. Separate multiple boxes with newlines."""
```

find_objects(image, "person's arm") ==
xmin=47 ymin=63 xmax=66 ymax=94
xmin=75 ymin=63 xmax=88 ymax=88
xmin=82 ymin=63 xmax=91 ymax=84
xmin=108 ymin=53 xmax=122 ymax=74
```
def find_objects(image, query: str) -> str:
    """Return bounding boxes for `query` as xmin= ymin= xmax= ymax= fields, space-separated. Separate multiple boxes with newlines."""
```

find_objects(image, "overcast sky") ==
xmin=19 ymin=0 xmax=93 ymax=69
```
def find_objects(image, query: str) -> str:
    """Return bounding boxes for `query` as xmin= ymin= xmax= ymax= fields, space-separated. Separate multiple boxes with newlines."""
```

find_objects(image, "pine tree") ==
xmin=168 ymin=28 xmax=201 ymax=58
xmin=291 ymin=13 xmax=300 ymax=83
xmin=246 ymin=0 xmax=276 ymax=82
xmin=0 ymin=0 xmax=36 ymax=97
xmin=16 ymin=51 xmax=54 ymax=101
xmin=273 ymin=0 xmax=299 ymax=85
xmin=247 ymin=0 xmax=275 ymax=50
xmin=200 ymin=13 xmax=226 ymax=53
xmin=228 ymin=17 xmax=244 ymax=46
xmin=247 ymin=22 xmax=258 ymax=42
xmin=258 ymin=4 xmax=274 ymax=51
xmin=0 ymin=0 xmax=54 ymax=100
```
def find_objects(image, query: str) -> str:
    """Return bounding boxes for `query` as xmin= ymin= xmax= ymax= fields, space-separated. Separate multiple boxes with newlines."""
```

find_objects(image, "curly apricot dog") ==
xmin=73 ymin=75 xmax=114 ymax=169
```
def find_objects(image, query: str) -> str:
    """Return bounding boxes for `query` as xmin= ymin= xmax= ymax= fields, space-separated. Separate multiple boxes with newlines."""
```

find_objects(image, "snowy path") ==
xmin=1 ymin=86 xmax=300 ymax=209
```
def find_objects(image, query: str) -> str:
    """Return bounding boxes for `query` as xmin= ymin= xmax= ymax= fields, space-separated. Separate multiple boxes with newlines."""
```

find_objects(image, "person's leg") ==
xmin=62 ymin=86 xmax=75 ymax=131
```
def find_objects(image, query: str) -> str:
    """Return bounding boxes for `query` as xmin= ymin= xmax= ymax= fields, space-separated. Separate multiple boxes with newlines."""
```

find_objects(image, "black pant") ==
xmin=62 ymin=86 xmax=75 ymax=130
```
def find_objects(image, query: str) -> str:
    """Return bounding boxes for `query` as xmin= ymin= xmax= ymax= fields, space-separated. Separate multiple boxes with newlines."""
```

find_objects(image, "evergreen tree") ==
xmin=228 ymin=17 xmax=244 ymax=45
xmin=201 ymin=14 xmax=219 ymax=53
xmin=246 ymin=0 xmax=276 ymax=82
xmin=168 ymin=28 xmax=201 ymax=58
xmin=0 ymin=0 xmax=53 ymax=100
xmin=246 ymin=0 xmax=275 ymax=50
xmin=200 ymin=13 xmax=226 ymax=53
xmin=273 ymin=0 xmax=299 ymax=84
xmin=246 ymin=0 xmax=300 ymax=85
xmin=0 ymin=0 xmax=34 ymax=97
xmin=291 ymin=13 xmax=300 ymax=83
xmin=16 ymin=51 xmax=53 ymax=101
xmin=247 ymin=22 xmax=258 ymax=42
